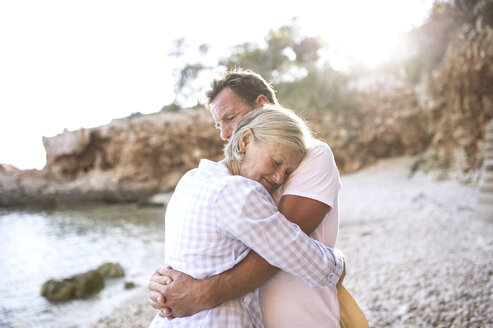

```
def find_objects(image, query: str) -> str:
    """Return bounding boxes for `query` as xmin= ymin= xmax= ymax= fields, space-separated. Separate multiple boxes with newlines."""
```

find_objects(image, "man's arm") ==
xmin=149 ymin=195 xmax=333 ymax=317
xmin=203 ymin=195 xmax=332 ymax=305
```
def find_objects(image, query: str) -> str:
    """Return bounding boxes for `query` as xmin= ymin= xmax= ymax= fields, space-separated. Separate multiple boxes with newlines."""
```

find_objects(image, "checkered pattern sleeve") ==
xmin=214 ymin=177 xmax=344 ymax=287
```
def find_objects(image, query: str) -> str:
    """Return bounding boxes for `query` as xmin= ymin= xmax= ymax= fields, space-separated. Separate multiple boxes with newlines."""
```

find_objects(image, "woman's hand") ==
xmin=148 ymin=266 xmax=171 ymax=313
xmin=148 ymin=266 xmax=213 ymax=318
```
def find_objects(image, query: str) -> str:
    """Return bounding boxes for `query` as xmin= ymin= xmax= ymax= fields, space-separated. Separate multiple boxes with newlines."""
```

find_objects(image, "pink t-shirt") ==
xmin=259 ymin=139 xmax=342 ymax=328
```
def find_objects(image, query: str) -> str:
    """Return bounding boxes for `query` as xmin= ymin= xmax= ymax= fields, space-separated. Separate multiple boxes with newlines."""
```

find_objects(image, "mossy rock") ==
xmin=41 ymin=270 xmax=104 ymax=302
xmin=69 ymin=270 xmax=105 ymax=298
xmin=41 ymin=279 xmax=75 ymax=302
xmin=124 ymin=281 xmax=137 ymax=289
xmin=40 ymin=263 xmax=123 ymax=303
xmin=97 ymin=262 xmax=125 ymax=278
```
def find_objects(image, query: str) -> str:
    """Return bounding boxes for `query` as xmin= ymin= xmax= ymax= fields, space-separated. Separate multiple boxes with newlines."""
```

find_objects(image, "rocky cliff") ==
xmin=0 ymin=97 xmax=432 ymax=207
xmin=1 ymin=23 xmax=492 ymax=207
xmin=0 ymin=109 xmax=224 ymax=207
xmin=420 ymin=22 xmax=493 ymax=181
xmin=305 ymin=84 xmax=432 ymax=174
xmin=308 ymin=20 xmax=493 ymax=182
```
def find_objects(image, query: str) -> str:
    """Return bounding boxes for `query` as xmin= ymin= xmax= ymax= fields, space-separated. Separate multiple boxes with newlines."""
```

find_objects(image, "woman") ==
xmin=149 ymin=105 xmax=344 ymax=327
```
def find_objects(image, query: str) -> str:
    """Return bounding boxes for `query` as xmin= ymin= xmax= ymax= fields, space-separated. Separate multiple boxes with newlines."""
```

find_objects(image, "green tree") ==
xmin=164 ymin=38 xmax=212 ymax=109
xmin=168 ymin=19 xmax=355 ymax=112
xmin=219 ymin=19 xmax=321 ymax=84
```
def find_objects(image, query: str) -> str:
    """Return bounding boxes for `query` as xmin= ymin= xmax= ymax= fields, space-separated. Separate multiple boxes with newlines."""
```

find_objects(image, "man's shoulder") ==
xmin=297 ymin=139 xmax=336 ymax=170
xmin=279 ymin=139 xmax=341 ymax=201
xmin=284 ymin=138 xmax=339 ymax=184
xmin=306 ymin=138 xmax=334 ymax=158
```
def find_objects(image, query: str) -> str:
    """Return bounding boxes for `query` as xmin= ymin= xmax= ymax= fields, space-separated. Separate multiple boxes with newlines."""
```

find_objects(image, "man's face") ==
xmin=209 ymin=87 xmax=254 ymax=140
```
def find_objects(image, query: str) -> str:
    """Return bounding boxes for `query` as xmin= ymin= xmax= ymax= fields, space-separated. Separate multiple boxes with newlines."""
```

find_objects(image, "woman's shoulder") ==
xmin=214 ymin=176 xmax=277 ymax=219
xmin=221 ymin=175 xmax=267 ymax=194
xmin=213 ymin=175 xmax=271 ymax=206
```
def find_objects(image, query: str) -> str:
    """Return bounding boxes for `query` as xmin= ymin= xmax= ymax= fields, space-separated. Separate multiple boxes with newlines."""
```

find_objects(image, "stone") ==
xmin=41 ymin=279 xmax=75 ymax=302
xmin=421 ymin=25 xmax=493 ymax=180
xmin=40 ymin=270 xmax=104 ymax=302
xmin=69 ymin=270 xmax=105 ymax=298
xmin=124 ymin=281 xmax=137 ymax=290
xmin=97 ymin=262 xmax=125 ymax=278
xmin=0 ymin=109 xmax=224 ymax=207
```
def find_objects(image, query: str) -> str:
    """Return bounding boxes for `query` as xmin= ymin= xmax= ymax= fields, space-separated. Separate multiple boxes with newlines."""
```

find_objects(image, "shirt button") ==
xmin=328 ymin=273 xmax=338 ymax=285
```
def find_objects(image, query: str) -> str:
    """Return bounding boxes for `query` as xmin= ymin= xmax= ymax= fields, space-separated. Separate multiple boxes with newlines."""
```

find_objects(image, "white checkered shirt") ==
xmin=150 ymin=159 xmax=344 ymax=328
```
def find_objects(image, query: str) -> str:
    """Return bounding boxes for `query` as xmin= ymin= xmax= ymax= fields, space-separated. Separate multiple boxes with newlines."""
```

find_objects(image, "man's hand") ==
xmin=148 ymin=266 xmax=213 ymax=318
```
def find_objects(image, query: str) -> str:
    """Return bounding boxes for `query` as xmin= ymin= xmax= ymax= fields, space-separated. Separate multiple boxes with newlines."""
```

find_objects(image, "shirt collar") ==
xmin=198 ymin=159 xmax=231 ymax=175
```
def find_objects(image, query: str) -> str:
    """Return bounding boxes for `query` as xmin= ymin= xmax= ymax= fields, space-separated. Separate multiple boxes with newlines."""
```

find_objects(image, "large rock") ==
xmin=97 ymin=262 xmax=125 ymax=278
xmin=69 ymin=270 xmax=105 ymax=298
xmin=0 ymin=109 xmax=224 ymax=207
xmin=41 ymin=270 xmax=104 ymax=302
xmin=1 ymin=23 xmax=492 ymax=207
xmin=41 ymin=279 xmax=75 ymax=302
xmin=420 ymin=23 xmax=493 ymax=182
xmin=304 ymin=84 xmax=432 ymax=174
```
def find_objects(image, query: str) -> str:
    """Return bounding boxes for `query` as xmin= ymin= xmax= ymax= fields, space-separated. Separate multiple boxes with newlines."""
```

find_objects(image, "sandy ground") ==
xmin=92 ymin=156 xmax=493 ymax=328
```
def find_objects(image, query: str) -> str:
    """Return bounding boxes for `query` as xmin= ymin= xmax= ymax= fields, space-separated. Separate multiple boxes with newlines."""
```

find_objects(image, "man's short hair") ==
xmin=202 ymin=68 xmax=279 ymax=108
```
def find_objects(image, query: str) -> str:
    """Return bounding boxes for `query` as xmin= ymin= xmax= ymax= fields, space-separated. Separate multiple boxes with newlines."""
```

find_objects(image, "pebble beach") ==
xmin=92 ymin=156 xmax=493 ymax=328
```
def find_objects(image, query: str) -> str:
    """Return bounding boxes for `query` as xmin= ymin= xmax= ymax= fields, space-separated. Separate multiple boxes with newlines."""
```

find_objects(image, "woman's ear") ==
xmin=239 ymin=129 xmax=253 ymax=153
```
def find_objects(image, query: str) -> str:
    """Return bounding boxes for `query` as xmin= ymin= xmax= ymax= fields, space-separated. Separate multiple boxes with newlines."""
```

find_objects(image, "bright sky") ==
xmin=0 ymin=0 xmax=433 ymax=170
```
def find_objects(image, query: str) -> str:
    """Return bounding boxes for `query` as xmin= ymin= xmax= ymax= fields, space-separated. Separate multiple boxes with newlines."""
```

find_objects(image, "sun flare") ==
xmin=296 ymin=0 xmax=432 ymax=69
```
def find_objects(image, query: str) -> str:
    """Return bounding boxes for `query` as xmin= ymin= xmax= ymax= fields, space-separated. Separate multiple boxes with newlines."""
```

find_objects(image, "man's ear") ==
xmin=253 ymin=94 xmax=269 ymax=108
xmin=239 ymin=129 xmax=253 ymax=152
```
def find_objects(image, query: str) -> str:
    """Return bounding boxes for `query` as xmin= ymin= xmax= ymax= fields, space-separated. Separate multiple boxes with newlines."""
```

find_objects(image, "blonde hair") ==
xmin=225 ymin=104 xmax=312 ymax=163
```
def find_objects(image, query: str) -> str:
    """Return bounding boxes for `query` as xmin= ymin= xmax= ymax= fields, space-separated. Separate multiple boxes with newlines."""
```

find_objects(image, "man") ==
xmin=149 ymin=68 xmax=346 ymax=327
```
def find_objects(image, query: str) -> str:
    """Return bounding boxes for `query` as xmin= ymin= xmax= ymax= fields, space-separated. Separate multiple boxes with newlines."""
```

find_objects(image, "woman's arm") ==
xmin=149 ymin=195 xmax=331 ymax=317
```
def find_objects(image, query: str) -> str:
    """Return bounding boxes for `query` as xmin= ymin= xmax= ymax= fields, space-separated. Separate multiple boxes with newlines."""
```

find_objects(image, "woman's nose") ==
xmin=272 ymin=170 xmax=284 ymax=184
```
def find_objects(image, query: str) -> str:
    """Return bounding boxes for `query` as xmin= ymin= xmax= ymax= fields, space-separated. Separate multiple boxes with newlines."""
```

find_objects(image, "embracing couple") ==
xmin=147 ymin=69 xmax=368 ymax=327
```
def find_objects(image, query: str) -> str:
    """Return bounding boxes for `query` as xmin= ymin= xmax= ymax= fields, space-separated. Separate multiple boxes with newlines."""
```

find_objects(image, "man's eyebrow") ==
xmin=220 ymin=110 xmax=236 ymax=120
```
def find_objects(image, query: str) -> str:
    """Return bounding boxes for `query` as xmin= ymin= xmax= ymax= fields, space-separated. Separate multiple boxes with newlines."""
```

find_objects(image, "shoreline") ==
xmin=91 ymin=287 xmax=156 ymax=328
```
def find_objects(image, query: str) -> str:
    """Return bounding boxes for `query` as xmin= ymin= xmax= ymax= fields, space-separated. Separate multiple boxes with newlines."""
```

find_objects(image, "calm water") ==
xmin=0 ymin=204 xmax=165 ymax=328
